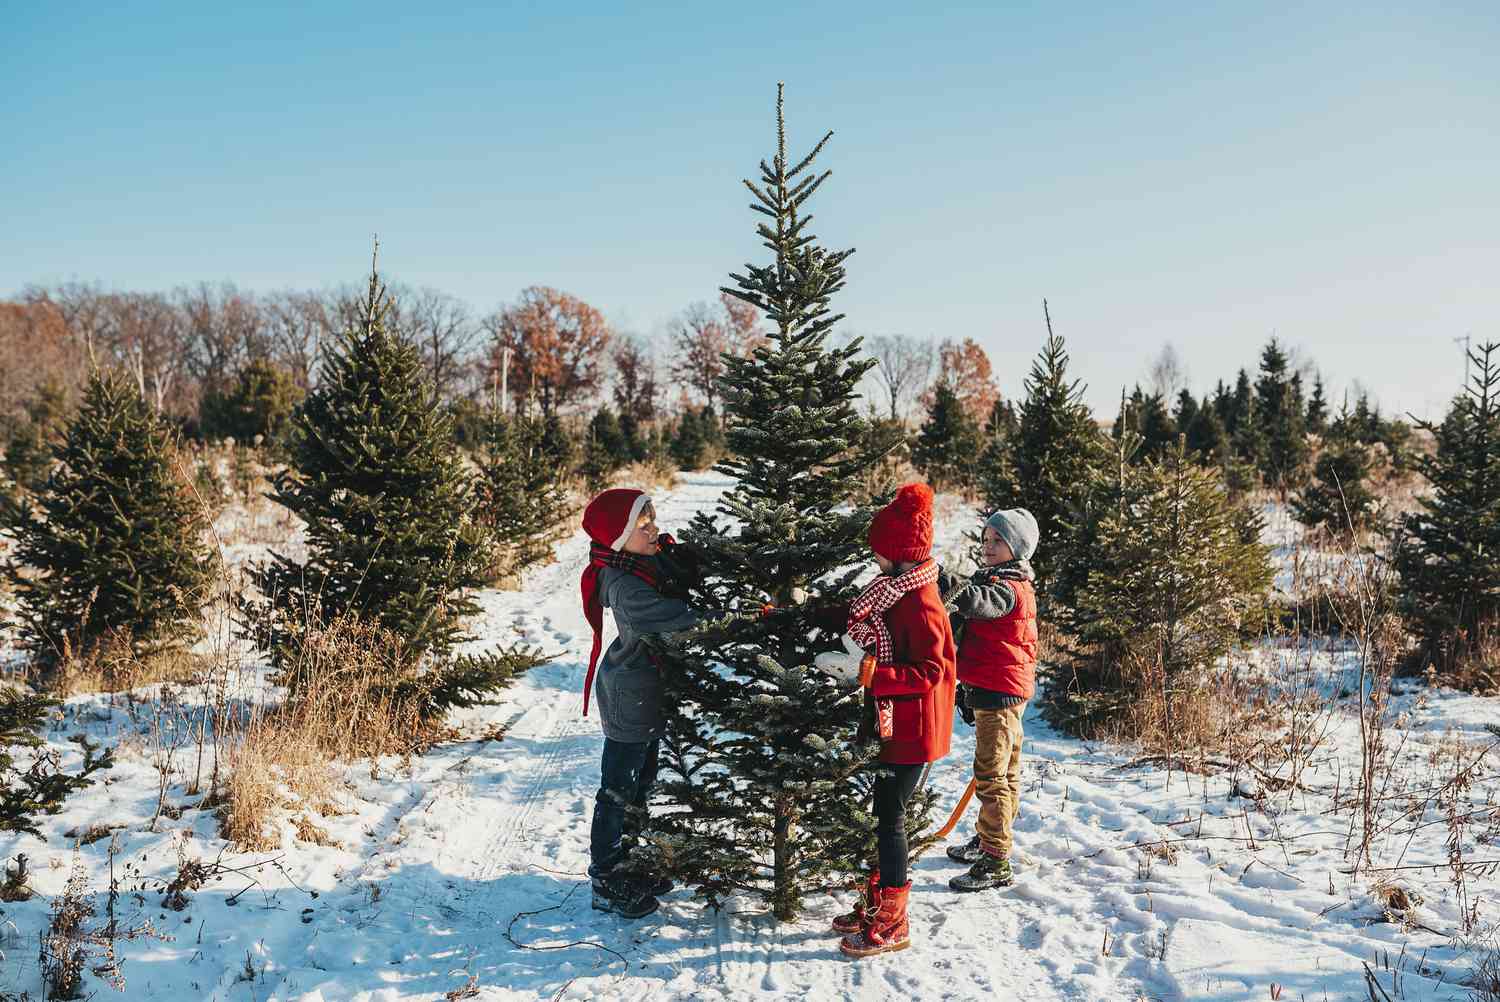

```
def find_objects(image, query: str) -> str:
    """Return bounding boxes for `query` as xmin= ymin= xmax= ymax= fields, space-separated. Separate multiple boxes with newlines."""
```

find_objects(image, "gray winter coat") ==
xmin=593 ymin=565 xmax=700 ymax=744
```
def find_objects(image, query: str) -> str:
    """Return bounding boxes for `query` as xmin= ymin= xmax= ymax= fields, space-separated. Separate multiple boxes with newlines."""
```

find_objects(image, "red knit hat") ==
xmin=583 ymin=488 xmax=652 ymax=551
xmin=868 ymin=483 xmax=935 ymax=562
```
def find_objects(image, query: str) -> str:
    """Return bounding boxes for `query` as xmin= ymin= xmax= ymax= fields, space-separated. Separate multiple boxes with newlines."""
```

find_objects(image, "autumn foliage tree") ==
xmin=927 ymin=336 xmax=1000 ymax=425
xmin=483 ymin=286 xmax=611 ymax=417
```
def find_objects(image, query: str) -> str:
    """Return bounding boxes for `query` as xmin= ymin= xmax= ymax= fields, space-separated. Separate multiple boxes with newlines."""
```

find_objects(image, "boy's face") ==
xmin=981 ymin=526 xmax=1014 ymax=566
xmin=620 ymin=503 xmax=661 ymax=556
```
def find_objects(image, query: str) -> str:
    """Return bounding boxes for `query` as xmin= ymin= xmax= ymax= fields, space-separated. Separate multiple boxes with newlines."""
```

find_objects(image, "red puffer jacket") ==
xmin=957 ymin=577 xmax=1038 ymax=700
xmin=867 ymin=581 xmax=958 ymax=765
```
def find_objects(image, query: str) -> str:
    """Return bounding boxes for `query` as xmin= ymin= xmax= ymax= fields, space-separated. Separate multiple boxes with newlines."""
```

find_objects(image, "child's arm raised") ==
xmin=946 ymin=570 xmax=1019 ymax=622
xmin=608 ymin=574 xmax=702 ymax=636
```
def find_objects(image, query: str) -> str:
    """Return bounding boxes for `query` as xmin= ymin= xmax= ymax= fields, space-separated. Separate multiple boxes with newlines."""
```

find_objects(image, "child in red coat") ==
xmin=812 ymin=483 xmax=957 ymax=958
xmin=939 ymin=507 xmax=1039 ymax=892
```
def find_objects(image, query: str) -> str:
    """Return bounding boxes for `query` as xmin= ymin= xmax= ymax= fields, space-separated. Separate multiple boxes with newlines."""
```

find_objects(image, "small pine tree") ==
xmin=1306 ymin=375 xmax=1329 ymax=436
xmin=1 ymin=689 xmax=112 ymax=836
xmin=1394 ymin=342 xmax=1500 ymax=675
xmin=244 ymin=254 xmax=545 ymax=713
xmin=983 ymin=302 xmax=1109 ymax=590
xmin=1113 ymin=386 xmax=1177 ymax=463
xmin=1173 ymin=389 xmax=1199 ymax=434
xmin=199 ymin=358 xmax=303 ymax=449
xmin=670 ymin=407 xmax=711 ymax=470
xmin=2 ymin=378 xmax=70 ymax=495
xmin=1045 ymin=439 xmax=1272 ymax=740
xmin=912 ymin=380 xmax=981 ymax=492
xmin=587 ymin=406 xmax=627 ymax=468
xmin=1290 ymin=412 xmax=1380 ymax=539
xmin=617 ymin=409 xmax=648 ymax=463
xmin=473 ymin=409 xmax=572 ymax=583
xmin=1254 ymin=338 xmax=1310 ymax=493
xmin=1183 ymin=397 xmax=1228 ymax=462
xmin=651 ymin=86 xmax=915 ymax=921
xmin=4 ymin=368 xmax=216 ymax=670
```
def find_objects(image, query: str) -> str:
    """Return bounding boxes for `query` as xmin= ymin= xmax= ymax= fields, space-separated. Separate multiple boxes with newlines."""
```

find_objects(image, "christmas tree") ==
xmin=1 ymin=688 xmax=112 ymax=836
xmin=244 ymin=251 xmax=545 ymax=712
xmin=1045 ymin=439 xmax=1272 ymax=743
xmin=983 ymin=302 xmax=1109 ymax=590
xmin=1291 ymin=408 xmax=1380 ymax=540
xmin=198 ymin=357 xmax=303 ymax=450
xmin=1253 ymin=337 xmax=1309 ymax=494
xmin=472 ymin=408 xmax=572 ymax=584
xmin=1394 ymin=342 xmax=1500 ymax=675
xmin=650 ymin=86 xmax=925 ymax=921
xmin=4 ymin=368 xmax=216 ymax=672
xmin=911 ymin=380 xmax=981 ymax=492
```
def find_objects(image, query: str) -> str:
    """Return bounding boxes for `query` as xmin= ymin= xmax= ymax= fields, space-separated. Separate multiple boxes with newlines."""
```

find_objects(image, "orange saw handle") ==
xmin=933 ymin=777 xmax=978 ymax=840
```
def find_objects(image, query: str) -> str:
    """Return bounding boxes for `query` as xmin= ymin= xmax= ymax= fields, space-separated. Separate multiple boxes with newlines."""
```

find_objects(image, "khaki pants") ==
xmin=973 ymin=703 xmax=1025 ymax=857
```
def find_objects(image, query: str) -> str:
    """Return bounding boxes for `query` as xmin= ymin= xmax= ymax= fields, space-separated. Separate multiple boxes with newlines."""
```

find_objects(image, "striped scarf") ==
xmin=846 ymin=557 xmax=939 ymax=663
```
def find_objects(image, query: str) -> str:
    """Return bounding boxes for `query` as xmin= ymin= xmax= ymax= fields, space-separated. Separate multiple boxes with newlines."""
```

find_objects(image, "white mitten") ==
xmin=812 ymin=633 xmax=868 ymax=685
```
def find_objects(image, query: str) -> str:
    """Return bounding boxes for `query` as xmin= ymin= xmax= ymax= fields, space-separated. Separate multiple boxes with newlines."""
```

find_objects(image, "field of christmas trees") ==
xmin=3 ymin=90 xmax=1500 ymax=1001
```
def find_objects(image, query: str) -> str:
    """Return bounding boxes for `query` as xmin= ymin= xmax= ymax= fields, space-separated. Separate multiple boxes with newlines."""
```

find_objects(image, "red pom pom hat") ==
xmin=868 ymin=483 xmax=935 ymax=562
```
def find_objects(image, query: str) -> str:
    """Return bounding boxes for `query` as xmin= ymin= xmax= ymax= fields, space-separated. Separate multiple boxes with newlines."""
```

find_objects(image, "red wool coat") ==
xmin=956 ymin=577 xmax=1038 ymax=701
xmin=867 ymin=581 xmax=958 ymax=765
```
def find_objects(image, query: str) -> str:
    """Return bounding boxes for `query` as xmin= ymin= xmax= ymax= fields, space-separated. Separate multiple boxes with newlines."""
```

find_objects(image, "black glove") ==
xmin=956 ymin=684 xmax=975 ymax=726
xmin=656 ymin=534 xmax=705 ymax=599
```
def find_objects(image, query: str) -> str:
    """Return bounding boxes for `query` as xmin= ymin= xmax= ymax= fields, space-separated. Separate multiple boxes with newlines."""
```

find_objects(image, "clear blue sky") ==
xmin=5 ymin=2 xmax=1496 ymax=420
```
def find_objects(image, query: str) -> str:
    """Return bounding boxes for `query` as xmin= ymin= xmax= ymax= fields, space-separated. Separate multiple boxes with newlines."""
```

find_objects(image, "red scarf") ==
xmin=580 ymin=540 xmax=662 ymax=716
xmin=847 ymin=558 xmax=939 ymax=663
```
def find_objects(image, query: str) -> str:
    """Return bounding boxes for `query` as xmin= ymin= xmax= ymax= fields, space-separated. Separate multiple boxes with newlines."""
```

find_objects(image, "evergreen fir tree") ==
xmin=1173 ymin=389 xmax=1199 ymax=434
xmin=1045 ymin=439 xmax=1272 ymax=738
xmin=617 ymin=409 xmax=648 ymax=463
xmin=1227 ymin=369 xmax=1253 ymax=437
xmin=1291 ymin=409 xmax=1380 ymax=539
xmin=651 ymin=86 xmax=916 ymax=920
xmin=4 ymin=368 xmax=216 ymax=670
xmin=1 ymin=689 xmax=112 ymax=836
xmin=473 ymin=409 xmax=572 ymax=583
xmin=670 ymin=407 xmax=710 ymax=470
xmin=984 ymin=398 xmax=1019 ymax=441
xmin=1253 ymin=338 xmax=1310 ymax=493
xmin=199 ymin=358 xmax=303 ymax=449
xmin=911 ymin=380 xmax=980 ymax=492
xmin=1 ymin=378 xmax=69 ymax=496
xmin=244 ymin=254 xmax=544 ymax=712
xmin=587 ymin=406 xmax=627 ymax=468
xmin=1113 ymin=385 xmax=1176 ymax=463
xmin=1183 ymin=396 xmax=1228 ymax=462
xmin=984 ymin=302 xmax=1109 ymax=590
xmin=1306 ymin=374 xmax=1329 ymax=436
xmin=1393 ymin=342 xmax=1500 ymax=674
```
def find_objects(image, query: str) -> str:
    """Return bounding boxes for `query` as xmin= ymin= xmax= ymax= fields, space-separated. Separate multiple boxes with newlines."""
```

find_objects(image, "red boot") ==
xmin=831 ymin=870 xmax=880 ymax=935
xmin=839 ymin=881 xmax=911 ymax=957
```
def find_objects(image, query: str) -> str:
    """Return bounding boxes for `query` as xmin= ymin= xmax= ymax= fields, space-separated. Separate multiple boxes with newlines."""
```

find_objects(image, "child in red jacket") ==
xmin=813 ymin=483 xmax=957 ymax=958
xmin=939 ymin=507 xmax=1039 ymax=892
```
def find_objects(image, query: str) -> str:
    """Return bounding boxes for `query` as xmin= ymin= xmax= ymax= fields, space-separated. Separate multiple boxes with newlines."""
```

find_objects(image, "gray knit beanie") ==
xmin=986 ymin=507 xmax=1039 ymax=561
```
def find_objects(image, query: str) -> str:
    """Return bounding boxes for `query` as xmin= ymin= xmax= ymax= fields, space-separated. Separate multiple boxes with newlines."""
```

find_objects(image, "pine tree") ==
xmin=1184 ymin=396 xmax=1228 ymax=462
xmin=1306 ymin=374 xmax=1329 ymax=436
xmin=1394 ymin=342 xmax=1500 ymax=674
xmin=4 ymin=368 xmax=216 ymax=671
xmin=617 ymin=409 xmax=648 ymax=463
xmin=1 ymin=688 xmax=112 ymax=836
xmin=1254 ymin=338 xmax=1310 ymax=493
xmin=199 ymin=358 xmax=303 ymax=449
xmin=587 ymin=406 xmax=627 ymax=468
xmin=244 ymin=254 xmax=545 ymax=713
xmin=651 ymin=86 xmax=917 ymax=921
xmin=984 ymin=302 xmax=1108 ymax=590
xmin=1045 ymin=439 xmax=1272 ymax=740
xmin=670 ymin=407 xmax=710 ymax=470
xmin=473 ymin=409 xmax=572 ymax=583
xmin=2 ymin=378 xmax=70 ymax=495
xmin=1113 ymin=385 xmax=1177 ymax=463
xmin=1290 ymin=432 xmax=1380 ymax=540
xmin=1173 ymin=389 xmax=1199 ymax=434
xmin=912 ymin=380 xmax=980 ymax=491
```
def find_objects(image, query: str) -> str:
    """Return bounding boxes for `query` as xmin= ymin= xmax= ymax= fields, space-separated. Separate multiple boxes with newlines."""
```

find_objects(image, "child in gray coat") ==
xmin=579 ymin=488 xmax=702 ymax=918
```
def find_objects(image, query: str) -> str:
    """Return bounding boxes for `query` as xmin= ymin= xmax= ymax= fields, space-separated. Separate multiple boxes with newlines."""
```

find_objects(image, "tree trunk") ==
xmin=772 ymin=797 xmax=797 ymax=920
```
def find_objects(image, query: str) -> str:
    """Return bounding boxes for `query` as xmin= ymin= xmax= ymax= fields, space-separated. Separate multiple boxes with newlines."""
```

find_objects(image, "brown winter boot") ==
xmin=839 ymin=881 xmax=911 ymax=958
xmin=831 ymin=870 xmax=880 ymax=935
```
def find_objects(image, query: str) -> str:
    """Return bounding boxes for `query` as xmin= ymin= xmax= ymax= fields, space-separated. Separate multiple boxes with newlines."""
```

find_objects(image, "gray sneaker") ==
xmin=946 ymin=835 xmax=986 ymax=865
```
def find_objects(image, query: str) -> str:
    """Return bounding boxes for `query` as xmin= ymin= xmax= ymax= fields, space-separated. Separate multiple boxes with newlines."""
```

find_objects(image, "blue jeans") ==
xmin=588 ymin=737 xmax=660 ymax=877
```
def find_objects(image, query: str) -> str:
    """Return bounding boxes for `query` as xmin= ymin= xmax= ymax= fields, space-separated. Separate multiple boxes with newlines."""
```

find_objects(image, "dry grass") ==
xmin=220 ymin=614 xmax=444 ymax=850
xmin=44 ymin=638 xmax=209 ymax=697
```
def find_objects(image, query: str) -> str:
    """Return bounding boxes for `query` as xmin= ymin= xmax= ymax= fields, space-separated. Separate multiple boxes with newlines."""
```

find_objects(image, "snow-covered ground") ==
xmin=1 ymin=473 xmax=1497 ymax=1001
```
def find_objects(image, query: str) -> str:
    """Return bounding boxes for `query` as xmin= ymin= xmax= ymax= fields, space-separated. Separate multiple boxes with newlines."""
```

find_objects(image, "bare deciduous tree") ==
xmin=1148 ymin=342 xmax=1188 ymax=400
xmin=670 ymin=301 xmax=730 ymax=414
xmin=264 ymin=290 xmax=330 ymax=390
xmin=178 ymin=282 xmax=267 ymax=391
xmin=611 ymin=335 xmax=659 ymax=422
xmin=867 ymin=333 xmax=934 ymax=422
xmin=386 ymin=286 xmax=482 ymax=402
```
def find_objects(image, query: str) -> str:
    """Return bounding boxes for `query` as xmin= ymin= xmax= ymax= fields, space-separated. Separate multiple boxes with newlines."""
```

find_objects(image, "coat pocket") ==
xmin=886 ymin=694 xmax=925 ymax=743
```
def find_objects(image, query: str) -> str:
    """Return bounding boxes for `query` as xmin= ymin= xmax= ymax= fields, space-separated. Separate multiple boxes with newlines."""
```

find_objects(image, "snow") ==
xmin=1 ymin=472 xmax=1496 ymax=1000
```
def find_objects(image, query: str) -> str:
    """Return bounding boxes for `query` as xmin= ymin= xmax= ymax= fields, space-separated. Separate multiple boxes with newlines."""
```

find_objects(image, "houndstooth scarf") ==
xmin=846 ymin=557 xmax=940 ymax=664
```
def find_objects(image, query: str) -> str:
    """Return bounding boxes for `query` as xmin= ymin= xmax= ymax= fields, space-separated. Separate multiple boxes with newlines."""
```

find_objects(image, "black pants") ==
xmin=589 ymin=737 xmax=660 ymax=878
xmin=873 ymin=762 xmax=925 ymax=887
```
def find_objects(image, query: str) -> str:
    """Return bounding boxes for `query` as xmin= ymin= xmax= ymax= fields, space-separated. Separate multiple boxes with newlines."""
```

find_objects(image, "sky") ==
xmin=4 ymin=2 xmax=1497 ymax=421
